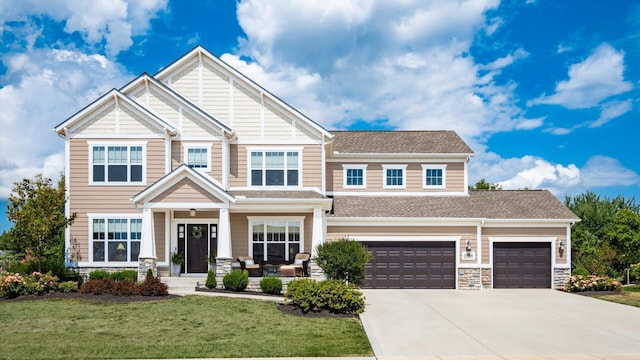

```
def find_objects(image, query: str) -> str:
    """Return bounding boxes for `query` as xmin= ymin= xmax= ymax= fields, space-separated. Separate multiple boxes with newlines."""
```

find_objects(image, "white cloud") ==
xmin=581 ymin=156 xmax=640 ymax=188
xmin=588 ymin=99 xmax=633 ymax=128
xmin=529 ymin=44 xmax=632 ymax=109
xmin=0 ymin=48 xmax=131 ymax=198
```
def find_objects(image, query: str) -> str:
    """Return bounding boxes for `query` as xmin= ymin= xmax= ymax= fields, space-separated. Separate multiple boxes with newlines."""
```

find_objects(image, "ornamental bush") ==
xmin=138 ymin=277 xmax=169 ymax=296
xmin=205 ymin=269 xmax=217 ymax=289
xmin=285 ymin=278 xmax=365 ymax=314
xmin=315 ymin=238 xmax=372 ymax=285
xmin=223 ymin=270 xmax=248 ymax=292
xmin=111 ymin=270 xmax=138 ymax=282
xmin=58 ymin=281 xmax=78 ymax=293
xmin=565 ymin=275 xmax=622 ymax=292
xmin=0 ymin=271 xmax=61 ymax=298
xmin=0 ymin=272 xmax=26 ymax=298
xmin=260 ymin=276 xmax=282 ymax=294
xmin=88 ymin=270 xmax=110 ymax=280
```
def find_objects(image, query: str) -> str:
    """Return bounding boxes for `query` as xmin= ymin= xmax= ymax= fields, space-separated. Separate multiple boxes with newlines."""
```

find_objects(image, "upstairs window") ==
xmin=90 ymin=144 xmax=145 ymax=184
xmin=383 ymin=164 xmax=407 ymax=189
xmin=250 ymin=151 xmax=300 ymax=187
xmin=422 ymin=164 xmax=447 ymax=189
xmin=184 ymin=144 xmax=211 ymax=171
xmin=343 ymin=165 xmax=367 ymax=188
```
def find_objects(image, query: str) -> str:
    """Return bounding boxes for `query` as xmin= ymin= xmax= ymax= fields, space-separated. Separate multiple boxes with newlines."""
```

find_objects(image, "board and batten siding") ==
xmin=171 ymin=140 xmax=223 ymax=180
xmin=67 ymin=138 xmax=167 ymax=261
xmin=481 ymin=227 xmax=568 ymax=265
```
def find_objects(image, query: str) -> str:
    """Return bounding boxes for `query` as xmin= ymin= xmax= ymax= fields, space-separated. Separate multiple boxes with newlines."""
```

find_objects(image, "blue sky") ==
xmin=0 ymin=0 xmax=639 ymax=232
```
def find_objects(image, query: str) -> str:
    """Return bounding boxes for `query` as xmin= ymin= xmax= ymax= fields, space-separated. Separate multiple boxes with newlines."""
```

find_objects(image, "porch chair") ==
xmin=237 ymin=256 xmax=262 ymax=277
xmin=279 ymin=252 xmax=311 ymax=277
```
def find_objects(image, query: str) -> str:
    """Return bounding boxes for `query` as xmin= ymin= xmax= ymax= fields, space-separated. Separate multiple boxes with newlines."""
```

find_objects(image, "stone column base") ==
xmin=308 ymin=259 xmax=325 ymax=280
xmin=138 ymin=257 xmax=157 ymax=282
xmin=458 ymin=268 xmax=481 ymax=290
xmin=554 ymin=268 xmax=570 ymax=290
xmin=216 ymin=257 xmax=233 ymax=277
xmin=482 ymin=268 xmax=492 ymax=288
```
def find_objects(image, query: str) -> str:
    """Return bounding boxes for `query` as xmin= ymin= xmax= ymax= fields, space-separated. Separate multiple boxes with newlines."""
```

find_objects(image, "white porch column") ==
xmin=138 ymin=207 xmax=157 ymax=281
xmin=217 ymin=208 xmax=231 ymax=258
xmin=311 ymin=207 xmax=324 ymax=257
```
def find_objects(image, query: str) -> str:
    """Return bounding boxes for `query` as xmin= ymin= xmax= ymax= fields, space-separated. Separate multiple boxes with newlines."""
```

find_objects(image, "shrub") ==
xmin=285 ymin=278 xmax=365 ymax=314
xmin=24 ymin=272 xmax=59 ymax=295
xmin=565 ymin=275 xmax=622 ymax=292
xmin=260 ymin=276 xmax=282 ymax=294
xmin=223 ymin=270 xmax=248 ymax=292
xmin=89 ymin=270 xmax=110 ymax=280
xmin=0 ymin=272 xmax=26 ymax=299
xmin=146 ymin=268 xmax=154 ymax=280
xmin=630 ymin=263 xmax=640 ymax=282
xmin=315 ymin=238 xmax=372 ymax=285
xmin=139 ymin=277 xmax=168 ymax=296
xmin=205 ymin=269 xmax=217 ymax=289
xmin=111 ymin=270 xmax=138 ymax=282
xmin=80 ymin=279 xmax=113 ymax=295
xmin=112 ymin=280 xmax=139 ymax=296
xmin=58 ymin=281 xmax=78 ymax=293
xmin=572 ymin=264 xmax=590 ymax=277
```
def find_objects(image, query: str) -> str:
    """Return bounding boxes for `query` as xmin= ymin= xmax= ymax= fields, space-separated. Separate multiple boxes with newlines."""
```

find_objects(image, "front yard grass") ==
xmin=592 ymin=286 xmax=640 ymax=308
xmin=0 ymin=295 xmax=372 ymax=359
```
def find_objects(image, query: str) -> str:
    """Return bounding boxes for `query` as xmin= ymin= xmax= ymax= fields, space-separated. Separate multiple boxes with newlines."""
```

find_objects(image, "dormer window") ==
xmin=184 ymin=144 xmax=212 ymax=172
xmin=343 ymin=164 xmax=367 ymax=189
xmin=249 ymin=150 xmax=300 ymax=187
xmin=422 ymin=164 xmax=447 ymax=189
xmin=382 ymin=164 xmax=407 ymax=189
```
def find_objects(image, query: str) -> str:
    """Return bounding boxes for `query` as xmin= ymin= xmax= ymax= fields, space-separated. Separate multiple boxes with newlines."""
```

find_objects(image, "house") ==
xmin=54 ymin=46 xmax=579 ymax=289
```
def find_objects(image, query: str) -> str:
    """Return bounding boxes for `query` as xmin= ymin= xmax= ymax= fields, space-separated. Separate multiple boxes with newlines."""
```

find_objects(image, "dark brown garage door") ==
xmin=363 ymin=241 xmax=455 ymax=289
xmin=493 ymin=242 xmax=551 ymax=288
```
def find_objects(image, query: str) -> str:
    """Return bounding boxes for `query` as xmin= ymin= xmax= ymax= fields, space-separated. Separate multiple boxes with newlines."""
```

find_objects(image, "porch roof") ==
xmin=231 ymin=190 xmax=325 ymax=199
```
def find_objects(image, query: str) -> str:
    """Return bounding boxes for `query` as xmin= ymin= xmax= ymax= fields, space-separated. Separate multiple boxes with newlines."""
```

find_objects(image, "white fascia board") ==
xmin=327 ymin=191 xmax=469 ymax=197
xmin=482 ymin=219 xmax=579 ymax=227
xmin=327 ymin=217 xmax=483 ymax=227
xmin=327 ymin=153 xmax=473 ymax=161
xmin=352 ymin=235 xmax=461 ymax=242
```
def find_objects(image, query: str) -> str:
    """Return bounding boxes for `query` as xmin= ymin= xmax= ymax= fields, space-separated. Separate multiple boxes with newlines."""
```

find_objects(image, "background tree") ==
xmin=7 ymin=174 xmax=76 ymax=272
xmin=469 ymin=178 xmax=502 ymax=190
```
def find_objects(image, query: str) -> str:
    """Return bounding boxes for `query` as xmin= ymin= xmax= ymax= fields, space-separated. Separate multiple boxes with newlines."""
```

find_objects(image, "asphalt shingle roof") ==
xmin=331 ymin=130 xmax=474 ymax=154
xmin=231 ymin=190 xmax=325 ymax=199
xmin=330 ymin=190 xmax=579 ymax=220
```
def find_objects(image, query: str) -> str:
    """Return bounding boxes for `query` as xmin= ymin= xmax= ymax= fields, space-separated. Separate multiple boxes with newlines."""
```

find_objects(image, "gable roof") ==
xmin=54 ymin=88 xmax=178 ymax=136
xmin=330 ymin=190 xmax=578 ymax=221
xmin=330 ymin=130 xmax=474 ymax=155
xmin=119 ymin=73 xmax=235 ymax=138
xmin=154 ymin=45 xmax=333 ymax=140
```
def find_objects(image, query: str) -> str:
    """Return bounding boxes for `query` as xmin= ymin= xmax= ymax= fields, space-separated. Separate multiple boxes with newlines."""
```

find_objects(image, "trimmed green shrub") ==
xmin=146 ymin=268 xmax=154 ymax=280
xmin=205 ymin=269 xmax=217 ymax=289
xmin=110 ymin=270 xmax=138 ymax=281
xmin=223 ymin=270 xmax=248 ymax=292
xmin=88 ymin=270 xmax=110 ymax=280
xmin=285 ymin=278 xmax=365 ymax=314
xmin=260 ymin=276 xmax=282 ymax=294
xmin=138 ymin=277 xmax=168 ymax=296
xmin=58 ymin=281 xmax=78 ymax=293
xmin=315 ymin=238 xmax=372 ymax=285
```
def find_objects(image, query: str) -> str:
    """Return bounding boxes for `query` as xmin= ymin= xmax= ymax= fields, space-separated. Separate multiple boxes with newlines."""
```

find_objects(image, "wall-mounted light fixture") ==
xmin=559 ymin=239 xmax=565 ymax=251
xmin=465 ymin=239 xmax=472 ymax=254
xmin=189 ymin=208 xmax=196 ymax=217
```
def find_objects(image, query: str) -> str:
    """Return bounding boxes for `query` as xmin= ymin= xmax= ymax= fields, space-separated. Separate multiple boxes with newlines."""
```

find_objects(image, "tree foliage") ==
xmin=469 ymin=178 xmax=502 ymax=190
xmin=7 ymin=174 xmax=76 ymax=272
xmin=565 ymin=191 xmax=639 ymax=276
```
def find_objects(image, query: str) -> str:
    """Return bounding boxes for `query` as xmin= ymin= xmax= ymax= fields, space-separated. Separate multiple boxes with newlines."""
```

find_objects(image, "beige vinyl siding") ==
xmin=327 ymin=161 xmax=465 ymax=192
xmin=228 ymin=144 xmax=323 ymax=188
xmin=230 ymin=213 xmax=312 ymax=259
xmin=73 ymin=105 xmax=116 ymax=135
xmin=232 ymin=82 xmax=262 ymax=139
xmin=171 ymin=140 xmax=223 ymax=181
xmin=147 ymin=87 xmax=180 ymax=125
xmin=119 ymin=104 xmax=160 ymax=135
xmin=68 ymin=138 xmax=167 ymax=261
xmin=170 ymin=59 xmax=200 ymax=104
xmin=154 ymin=212 xmax=166 ymax=262
xmin=150 ymin=178 xmax=223 ymax=203
xmin=263 ymin=100 xmax=294 ymax=140
xmin=481 ymin=227 xmax=568 ymax=265
xmin=180 ymin=108 xmax=220 ymax=138
xmin=201 ymin=60 xmax=230 ymax=123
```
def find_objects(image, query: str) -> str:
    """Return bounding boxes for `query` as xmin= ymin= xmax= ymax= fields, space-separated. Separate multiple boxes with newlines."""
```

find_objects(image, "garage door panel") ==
xmin=364 ymin=241 xmax=455 ymax=289
xmin=494 ymin=242 xmax=551 ymax=288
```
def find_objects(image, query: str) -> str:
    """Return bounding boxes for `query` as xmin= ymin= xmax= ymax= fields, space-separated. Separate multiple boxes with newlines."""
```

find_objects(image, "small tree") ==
xmin=469 ymin=178 xmax=502 ymax=190
xmin=7 ymin=174 xmax=76 ymax=272
xmin=315 ymin=237 xmax=372 ymax=285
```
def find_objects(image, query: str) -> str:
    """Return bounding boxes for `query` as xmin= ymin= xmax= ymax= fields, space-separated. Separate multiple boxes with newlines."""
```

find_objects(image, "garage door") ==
xmin=493 ymin=242 xmax=551 ymax=288
xmin=363 ymin=241 xmax=455 ymax=289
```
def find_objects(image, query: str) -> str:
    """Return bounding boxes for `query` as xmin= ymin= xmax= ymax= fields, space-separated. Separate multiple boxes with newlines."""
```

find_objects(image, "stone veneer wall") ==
xmin=137 ymin=258 xmax=157 ymax=281
xmin=553 ymin=268 xmax=570 ymax=290
xmin=308 ymin=259 xmax=326 ymax=280
xmin=458 ymin=268 xmax=481 ymax=290
xmin=482 ymin=268 xmax=492 ymax=288
xmin=215 ymin=258 xmax=233 ymax=276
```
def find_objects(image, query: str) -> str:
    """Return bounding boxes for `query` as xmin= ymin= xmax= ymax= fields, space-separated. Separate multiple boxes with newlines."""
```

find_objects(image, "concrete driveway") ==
xmin=360 ymin=289 xmax=640 ymax=359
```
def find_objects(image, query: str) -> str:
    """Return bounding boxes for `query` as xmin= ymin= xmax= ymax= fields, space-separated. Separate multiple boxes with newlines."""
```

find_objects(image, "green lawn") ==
xmin=593 ymin=286 xmax=640 ymax=308
xmin=0 ymin=295 xmax=372 ymax=359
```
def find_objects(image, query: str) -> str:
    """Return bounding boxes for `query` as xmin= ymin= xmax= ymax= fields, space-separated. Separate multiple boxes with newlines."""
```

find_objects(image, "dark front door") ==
xmin=363 ymin=241 xmax=456 ymax=289
xmin=186 ymin=224 xmax=209 ymax=273
xmin=493 ymin=242 xmax=551 ymax=288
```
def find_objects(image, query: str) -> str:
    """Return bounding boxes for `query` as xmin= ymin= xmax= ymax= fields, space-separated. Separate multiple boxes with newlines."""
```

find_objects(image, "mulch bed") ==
xmin=2 ymin=292 xmax=179 ymax=303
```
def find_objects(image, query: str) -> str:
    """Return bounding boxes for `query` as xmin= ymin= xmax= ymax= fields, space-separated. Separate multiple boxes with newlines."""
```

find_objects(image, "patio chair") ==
xmin=237 ymin=256 xmax=262 ymax=277
xmin=279 ymin=252 xmax=310 ymax=277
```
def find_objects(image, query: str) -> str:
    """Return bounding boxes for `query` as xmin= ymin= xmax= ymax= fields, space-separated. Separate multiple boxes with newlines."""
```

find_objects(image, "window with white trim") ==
xmin=343 ymin=164 xmax=367 ymax=188
xmin=251 ymin=219 xmax=302 ymax=262
xmin=91 ymin=216 xmax=142 ymax=263
xmin=184 ymin=144 xmax=211 ymax=171
xmin=250 ymin=151 xmax=299 ymax=187
xmin=422 ymin=164 xmax=447 ymax=189
xmin=90 ymin=144 xmax=145 ymax=184
xmin=382 ymin=164 xmax=407 ymax=189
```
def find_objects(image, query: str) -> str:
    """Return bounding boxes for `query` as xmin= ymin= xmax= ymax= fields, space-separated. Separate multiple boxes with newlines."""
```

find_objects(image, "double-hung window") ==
xmin=184 ymin=144 xmax=211 ymax=171
xmin=422 ymin=164 xmax=447 ymax=189
xmin=90 ymin=143 xmax=145 ymax=184
xmin=250 ymin=219 xmax=303 ymax=262
xmin=250 ymin=150 xmax=300 ymax=187
xmin=343 ymin=164 xmax=367 ymax=188
xmin=382 ymin=164 xmax=407 ymax=189
xmin=91 ymin=216 xmax=142 ymax=263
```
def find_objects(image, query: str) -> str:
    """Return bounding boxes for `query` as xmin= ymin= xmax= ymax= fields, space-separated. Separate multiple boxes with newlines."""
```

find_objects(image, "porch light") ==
xmin=465 ymin=239 xmax=472 ymax=254
xmin=559 ymin=240 xmax=565 ymax=251
xmin=190 ymin=208 xmax=196 ymax=217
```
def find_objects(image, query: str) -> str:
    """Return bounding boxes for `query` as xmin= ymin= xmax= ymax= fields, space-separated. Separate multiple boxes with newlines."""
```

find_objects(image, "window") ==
xmin=91 ymin=216 xmax=142 ymax=263
xmin=250 ymin=151 xmax=299 ymax=187
xmin=382 ymin=164 xmax=407 ymax=189
xmin=250 ymin=219 xmax=302 ymax=262
xmin=422 ymin=164 xmax=447 ymax=189
xmin=184 ymin=144 xmax=211 ymax=171
xmin=90 ymin=143 xmax=145 ymax=184
xmin=343 ymin=165 xmax=367 ymax=188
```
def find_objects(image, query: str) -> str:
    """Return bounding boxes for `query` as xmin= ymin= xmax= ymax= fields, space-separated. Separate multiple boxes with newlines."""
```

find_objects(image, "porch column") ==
xmin=311 ymin=207 xmax=324 ymax=256
xmin=216 ymin=208 xmax=233 ymax=276
xmin=138 ymin=207 xmax=157 ymax=281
